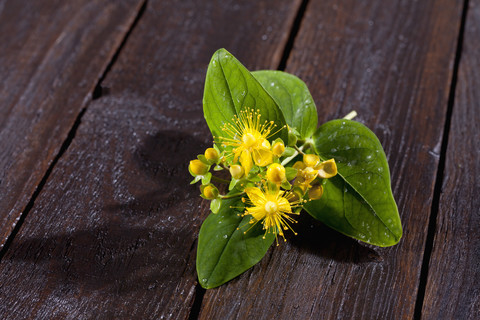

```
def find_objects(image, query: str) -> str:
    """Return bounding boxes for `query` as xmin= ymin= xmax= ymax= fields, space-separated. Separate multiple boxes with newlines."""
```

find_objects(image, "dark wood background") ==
xmin=0 ymin=0 xmax=478 ymax=319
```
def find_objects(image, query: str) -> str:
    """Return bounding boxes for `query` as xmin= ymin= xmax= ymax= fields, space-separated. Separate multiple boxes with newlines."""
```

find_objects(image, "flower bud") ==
xmin=189 ymin=159 xmax=209 ymax=175
xmin=317 ymin=159 xmax=337 ymax=179
xmin=303 ymin=154 xmax=320 ymax=168
xmin=308 ymin=185 xmax=324 ymax=200
xmin=229 ymin=164 xmax=245 ymax=180
xmin=266 ymin=163 xmax=286 ymax=185
xmin=202 ymin=185 xmax=218 ymax=199
xmin=272 ymin=141 xmax=285 ymax=157
xmin=204 ymin=148 xmax=219 ymax=162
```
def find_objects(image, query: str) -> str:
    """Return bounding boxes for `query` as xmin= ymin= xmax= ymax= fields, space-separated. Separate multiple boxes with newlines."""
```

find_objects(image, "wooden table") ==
xmin=0 ymin=0 xmax=478 ymax=319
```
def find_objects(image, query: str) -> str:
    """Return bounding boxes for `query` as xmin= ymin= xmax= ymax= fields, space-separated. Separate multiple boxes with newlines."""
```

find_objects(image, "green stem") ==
xmin=281 ymin=144 xmax=305 ymax=166
xmin=211 ymin=176 xmax=230 ymax=184
xmin=220 ymin=192 xmax=245 ymax=199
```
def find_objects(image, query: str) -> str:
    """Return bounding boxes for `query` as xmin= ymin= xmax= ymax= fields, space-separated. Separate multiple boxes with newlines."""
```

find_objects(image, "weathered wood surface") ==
xmin=199 ymin=0 xmax=464 ymax=319
xmin=0 ymin=0 xmax=302 ymax=318
xmin=422 ymin=1 xmax=480 ymax=319
xmin=0 ymin=0 xmax=144 ymax=249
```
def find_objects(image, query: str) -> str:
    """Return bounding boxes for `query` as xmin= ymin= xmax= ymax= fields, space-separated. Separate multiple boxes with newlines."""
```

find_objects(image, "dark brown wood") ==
xmin=421 ymin=1 xmax=480 ymax=319
xmin=0 ymin=0 xmax=144 ymax=249
xmin=0 ymin=0 xmax=302 ymax=318
xmin=199 ymin=0 xmax=464 ymax=319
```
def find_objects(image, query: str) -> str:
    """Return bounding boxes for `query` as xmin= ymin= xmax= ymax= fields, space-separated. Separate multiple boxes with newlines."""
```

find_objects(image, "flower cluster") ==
xmin=189 ymin=108 xmax=337 ymax=243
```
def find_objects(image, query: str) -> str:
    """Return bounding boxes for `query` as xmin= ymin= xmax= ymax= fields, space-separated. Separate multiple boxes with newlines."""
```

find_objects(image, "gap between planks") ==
xmin=186 ymin=1 xmax=311 ymax=319
xmin=413 ymin=0 xmax=470 ymax=318
xmin=0 ymin=0 xmax=148 ymax=264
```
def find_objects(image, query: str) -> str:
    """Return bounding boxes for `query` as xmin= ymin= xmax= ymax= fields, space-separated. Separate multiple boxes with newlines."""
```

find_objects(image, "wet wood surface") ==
xmin=0 ymin=0 xmax=145 ymax=249
xmin=422 ymin=0 xmax=480 ymax=319
xmin=0 ymin=0 xmax=477 ymax=319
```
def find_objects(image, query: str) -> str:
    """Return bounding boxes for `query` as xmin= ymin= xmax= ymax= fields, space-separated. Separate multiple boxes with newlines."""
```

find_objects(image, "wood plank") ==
xmin=0 ymin=0 xmax=145 ymax=248
xmin=199 ymin=0 xmax=464 ymax=318
xmin=0 ymin=0 xmax=302 ymax=318
xmin=421 ymin=1 xmax=480 ymax=319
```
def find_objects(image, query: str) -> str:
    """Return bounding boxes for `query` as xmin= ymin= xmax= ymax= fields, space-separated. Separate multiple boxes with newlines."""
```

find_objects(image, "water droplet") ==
xmin=223 ymin=234 xmax=228 ymax=239
xmin=261 ymin=34 xmax=268 ymax=41
xmin=331 ymin=148 xmax=337 ymax=152
xmin=270 ymin=82 xmax=275 ymax=87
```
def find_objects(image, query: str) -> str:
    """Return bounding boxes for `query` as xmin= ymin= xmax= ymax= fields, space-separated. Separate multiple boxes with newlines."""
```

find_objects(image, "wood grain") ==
xmin=421 ymin=1 xmax=480 ymax=319
xmin=0 ymin=0 xmax=302 ymax=318
xmin=199 ymin=0 xmax=464 ymax=319
xmin=0 ymin=0 xmax=144 ymax=249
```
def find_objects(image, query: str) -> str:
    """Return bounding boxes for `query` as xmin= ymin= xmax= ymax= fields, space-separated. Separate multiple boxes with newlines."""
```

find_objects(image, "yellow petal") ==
xmin=277 ymin=197 xmax=292 ymax=213
xmin=245 ymin=187 xmax=267 ymax=207
xmin=308 ymin=185 xmax=324 ymax=200
xmin=240 ymin=149 xmax=253 ymax=174
xmin=317 ymin=159 xmax=337 ymax=178
xmin=252 ymin=148 xmax=273 ymax=167
xmin=246 ymin=206 xmax=266 ymax=221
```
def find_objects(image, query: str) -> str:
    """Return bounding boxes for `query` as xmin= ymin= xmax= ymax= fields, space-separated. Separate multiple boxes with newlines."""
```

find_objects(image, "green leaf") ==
xmin=203 ymin=49 xmax=287 ymax=147
xmin=304 ymin=119 xmax=402 ymax=247
xmin=252 ymin=70 xmax=318 ymax=138
xmin=201 ymin=172 xmax=212 ymax=185
xmin=197 ymin=194 xmax=274 ymax=289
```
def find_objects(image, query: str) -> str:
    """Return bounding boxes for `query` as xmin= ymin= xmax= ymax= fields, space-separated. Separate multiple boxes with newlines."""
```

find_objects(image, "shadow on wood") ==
xmin=104 ymin=130 xmax=208 ymax=215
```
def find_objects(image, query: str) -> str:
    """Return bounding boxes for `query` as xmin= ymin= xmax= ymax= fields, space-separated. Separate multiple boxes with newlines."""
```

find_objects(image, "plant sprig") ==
xmin=189 ymin=49 xmax=402 ymax=289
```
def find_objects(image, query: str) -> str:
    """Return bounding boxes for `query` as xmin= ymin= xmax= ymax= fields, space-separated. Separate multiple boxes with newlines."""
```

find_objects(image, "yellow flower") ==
xmin=219 ymin=109 xmax=278 ymax=174
xmin=242 ymin=184 xmax=303 ymax=244
xmin=294 ymin=157 xmax=338 ymax=189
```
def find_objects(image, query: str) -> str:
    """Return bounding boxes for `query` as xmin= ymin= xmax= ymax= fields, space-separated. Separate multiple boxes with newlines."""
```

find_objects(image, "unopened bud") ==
xmin=204 ymin=148 xmax=219 ymax=162
xmin=266 ymin=163 xmax=286 ymax=185
xmin=272 ymin=141 xmax=285 ymax=157
xmin=202 ymin=185 xmax=218 ymax=199
xmin=229 ymin=164 xmax=245 ymax=180
xmin=189 ymin=159 xmax=209 ymax=175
